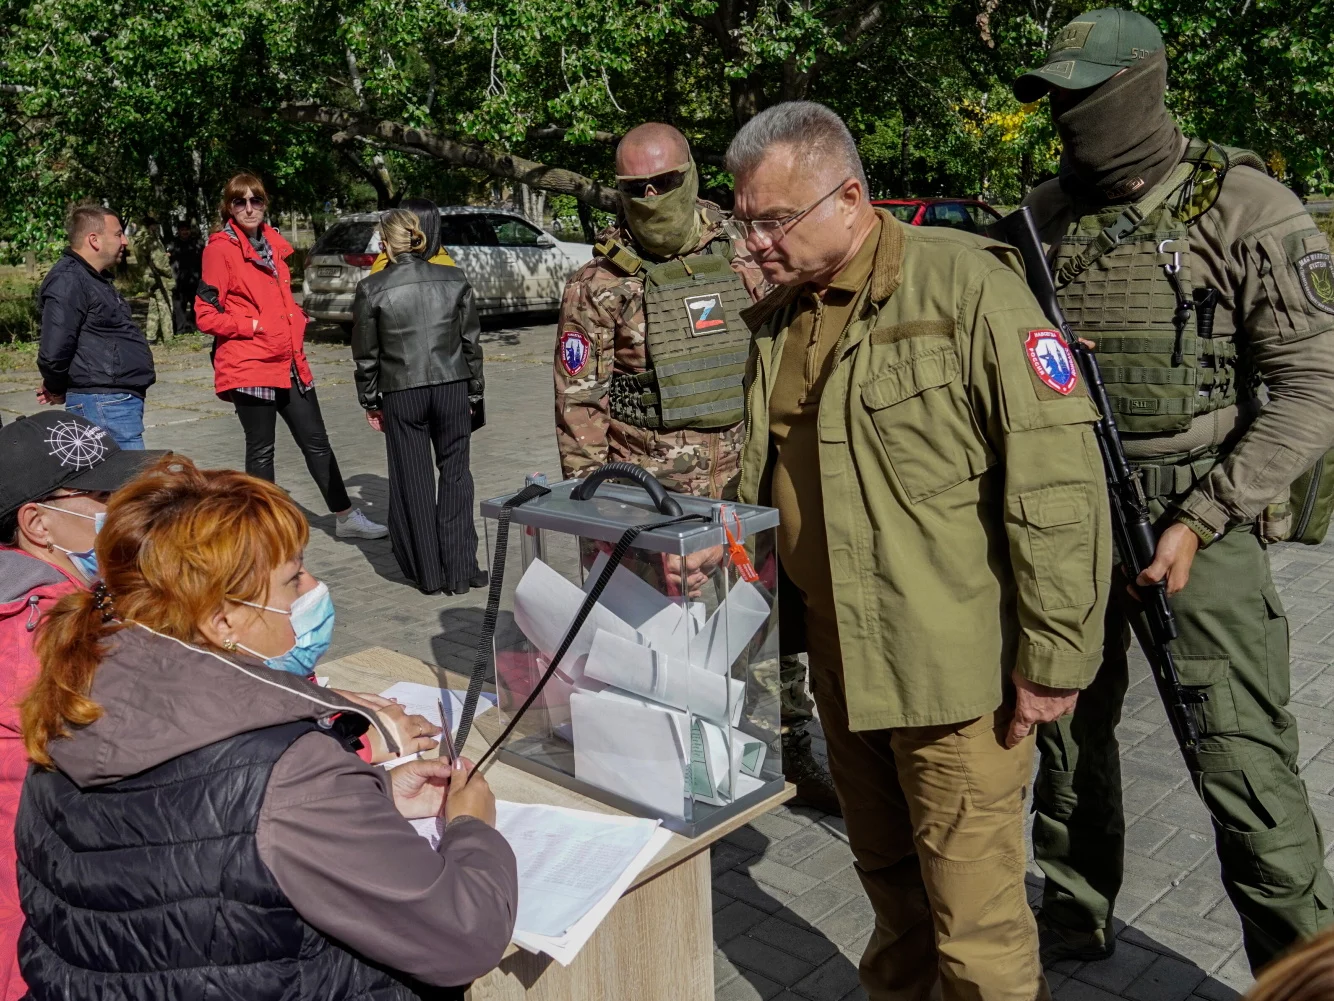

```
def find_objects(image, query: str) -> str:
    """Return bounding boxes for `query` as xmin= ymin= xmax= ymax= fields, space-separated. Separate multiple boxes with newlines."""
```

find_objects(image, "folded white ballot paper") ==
xmin=695 ymin=579 xmax=771 ymax=675
xmin=582 ymin=628 xmax=745 ymax=725
xmin=410 ymin=801 xmax=671 ymax=965
xmin=512 ymin=559 xmax=639 ymax=673
xmin=570 ymin=690 xmax=686 ymax=819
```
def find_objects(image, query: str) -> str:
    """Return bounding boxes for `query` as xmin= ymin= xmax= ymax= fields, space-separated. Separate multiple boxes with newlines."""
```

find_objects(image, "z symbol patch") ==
xmin=684 ymin=293 xmax=727 ymax=336
xmin=1025 ymin=329 xmax=1079 ymax=395
xmin=559 ymin=329 xmax=591 ymax=376
xmin=1296 ymin=251 xmax=1334 ymax=316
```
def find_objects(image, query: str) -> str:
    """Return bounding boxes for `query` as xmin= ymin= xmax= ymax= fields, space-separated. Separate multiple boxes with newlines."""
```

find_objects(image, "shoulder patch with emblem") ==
xmin=559 ymin=329 xmax=591 ymax=376
xmin=1296 ymin=251 xmax=1334 ymax=316
xmin=1025 ymin=329 xmax=1079 ymax=395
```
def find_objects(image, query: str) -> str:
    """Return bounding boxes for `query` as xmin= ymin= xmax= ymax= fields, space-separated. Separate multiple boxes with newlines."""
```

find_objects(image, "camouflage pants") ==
xmin=780 ymin=652 xmax=815 ymax=736
xmin=145 ymin=288 xmax=173 ymax=343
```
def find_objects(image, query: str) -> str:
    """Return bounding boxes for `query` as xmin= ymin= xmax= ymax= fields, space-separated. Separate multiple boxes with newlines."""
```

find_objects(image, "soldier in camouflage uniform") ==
xmin=131 ymin=216 xmax=175 ymax=344
xmin=1015 ymin=10 xmax=1334 ymax=971
xmin=554 ymin=122 xmax=838 ymax=813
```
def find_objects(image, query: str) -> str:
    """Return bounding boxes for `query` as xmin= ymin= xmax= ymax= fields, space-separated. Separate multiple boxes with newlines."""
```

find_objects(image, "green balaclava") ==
xmin=1055 ymin=48 xmax=1184 ymax=201
xmin=1014 ymin=8 xmax=1183 ymax=202
xmin=620 ymin=159 xmax=702 ymax=260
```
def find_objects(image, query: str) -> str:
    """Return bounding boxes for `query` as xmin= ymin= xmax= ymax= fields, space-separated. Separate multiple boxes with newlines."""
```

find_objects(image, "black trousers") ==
xmin=381 ymin=382 xmax=480 ymax=593
xmin=232 ymin=380 xmax=352 ymax=513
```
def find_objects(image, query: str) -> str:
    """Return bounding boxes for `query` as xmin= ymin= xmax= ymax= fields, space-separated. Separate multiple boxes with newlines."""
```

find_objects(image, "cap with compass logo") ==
xmin=0 ymin=411 xmax=169 ymax=519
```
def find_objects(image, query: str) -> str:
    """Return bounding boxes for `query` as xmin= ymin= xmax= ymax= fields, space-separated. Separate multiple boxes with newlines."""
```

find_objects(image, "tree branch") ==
xmin=0 ymin=83 xmax=32 ymax=94
xmin=271 ymin=103 xmax=620 ymax=211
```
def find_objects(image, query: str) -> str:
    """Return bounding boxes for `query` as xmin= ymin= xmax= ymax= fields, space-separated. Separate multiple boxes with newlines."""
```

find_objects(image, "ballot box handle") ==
xmin=569 ymin=461 xmax=684 ymax=517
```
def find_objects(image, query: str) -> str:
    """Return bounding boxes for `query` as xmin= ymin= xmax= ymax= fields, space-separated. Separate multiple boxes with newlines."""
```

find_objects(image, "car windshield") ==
xmin=923 ymin=202 xmax=977 ymax=232
xmin=883 ymin=204 xmax=919 ymax=222
xmin=312 ymin=221 xmax=376 ymax=256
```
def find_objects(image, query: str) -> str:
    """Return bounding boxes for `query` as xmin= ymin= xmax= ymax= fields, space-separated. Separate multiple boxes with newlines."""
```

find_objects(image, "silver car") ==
xmin=302 ymin=207 xmax=592 ymax=325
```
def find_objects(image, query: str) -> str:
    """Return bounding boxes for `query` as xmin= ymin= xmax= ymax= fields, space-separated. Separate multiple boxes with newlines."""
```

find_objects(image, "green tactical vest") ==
xmin=1053 ymin=140 xmax=1266 ymax=441
xmin=603 ymin=238 xmax=754 ymax=432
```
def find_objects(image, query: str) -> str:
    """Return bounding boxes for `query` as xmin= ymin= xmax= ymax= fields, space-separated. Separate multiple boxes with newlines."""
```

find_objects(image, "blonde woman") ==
xmin=352 ymin=210 xmax=485 ymax=596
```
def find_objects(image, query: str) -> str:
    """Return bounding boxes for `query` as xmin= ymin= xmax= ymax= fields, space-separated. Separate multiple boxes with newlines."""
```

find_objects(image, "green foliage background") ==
xmin=0 ymin=0 xmax=1330 ymax=261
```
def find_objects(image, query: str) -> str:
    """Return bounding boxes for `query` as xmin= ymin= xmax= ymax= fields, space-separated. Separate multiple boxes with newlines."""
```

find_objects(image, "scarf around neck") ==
xmin=1056 ymin=48 xmax=1185 ymax=203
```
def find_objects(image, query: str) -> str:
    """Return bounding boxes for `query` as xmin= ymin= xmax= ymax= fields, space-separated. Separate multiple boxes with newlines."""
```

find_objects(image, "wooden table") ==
xmin=322 ymin=646 xmax=794 ymax=1001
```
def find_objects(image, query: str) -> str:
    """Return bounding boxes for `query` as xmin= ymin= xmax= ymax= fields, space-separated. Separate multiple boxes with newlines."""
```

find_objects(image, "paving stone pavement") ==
xmin=7 ymin=318 xmax=1334 ymax=1000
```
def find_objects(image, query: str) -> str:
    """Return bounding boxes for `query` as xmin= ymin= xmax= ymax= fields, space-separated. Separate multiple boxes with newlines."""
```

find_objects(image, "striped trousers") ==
xmin=381 ymin=381 xmax=481 ymax=593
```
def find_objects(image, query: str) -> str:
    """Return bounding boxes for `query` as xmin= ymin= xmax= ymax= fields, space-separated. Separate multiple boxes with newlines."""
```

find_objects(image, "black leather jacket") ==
xmin=351 ymin=256 xmax=483 ymax=410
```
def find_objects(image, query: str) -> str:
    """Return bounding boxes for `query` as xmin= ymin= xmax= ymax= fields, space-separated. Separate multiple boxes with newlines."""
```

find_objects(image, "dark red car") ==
xmin=872 ymin=198 xmax=1002 ymax=234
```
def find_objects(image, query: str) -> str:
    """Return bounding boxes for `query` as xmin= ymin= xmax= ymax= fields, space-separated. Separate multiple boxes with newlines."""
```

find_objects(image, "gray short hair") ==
xmin=725 ymin=102 xmax=868 ymax=191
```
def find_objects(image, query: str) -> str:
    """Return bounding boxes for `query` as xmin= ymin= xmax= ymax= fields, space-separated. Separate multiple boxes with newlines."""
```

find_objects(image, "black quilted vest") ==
xmin=15 ymin=720 xmax=452 ymax=1001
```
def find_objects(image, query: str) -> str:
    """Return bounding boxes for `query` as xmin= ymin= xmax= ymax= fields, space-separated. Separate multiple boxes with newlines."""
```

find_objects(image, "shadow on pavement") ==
xmin=1027 ymin=874 xmax=1245 ymax=1000
xmin=710 ymin=826 xmax=864 ymax=1000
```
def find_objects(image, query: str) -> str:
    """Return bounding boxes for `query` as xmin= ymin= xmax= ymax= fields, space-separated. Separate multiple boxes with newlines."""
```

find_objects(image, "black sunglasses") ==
xmin=615 ymin=169 xmax=689 ymax=199
xmin=230 ymin=196 xmax=266 ymax=210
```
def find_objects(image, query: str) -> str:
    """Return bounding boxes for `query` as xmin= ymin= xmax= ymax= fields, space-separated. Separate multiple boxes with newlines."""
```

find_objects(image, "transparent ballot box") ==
xmin=477 ymin=464 xmax=783 ymax=836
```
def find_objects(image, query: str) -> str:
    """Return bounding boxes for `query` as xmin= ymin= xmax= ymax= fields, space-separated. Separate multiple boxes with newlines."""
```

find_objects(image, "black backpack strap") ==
xmin=453 ymin=482 xmax=550 ymax=750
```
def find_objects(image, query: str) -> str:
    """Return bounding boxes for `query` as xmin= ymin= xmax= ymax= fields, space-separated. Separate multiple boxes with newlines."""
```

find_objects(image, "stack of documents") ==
xmin=410 ymin=801 xmax=671 ymax=964
xmin=511 ymin=555 xmax=771 ymax=818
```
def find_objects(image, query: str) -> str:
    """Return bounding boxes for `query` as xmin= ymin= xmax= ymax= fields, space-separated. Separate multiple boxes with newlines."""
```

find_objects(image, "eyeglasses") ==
xmin=723 ymin=179 xmax=852 ymax=245
xmin=615 ymin=164 xmax=690 ymax=199
xmin=230 ymin=196 xmax=266 ymax=211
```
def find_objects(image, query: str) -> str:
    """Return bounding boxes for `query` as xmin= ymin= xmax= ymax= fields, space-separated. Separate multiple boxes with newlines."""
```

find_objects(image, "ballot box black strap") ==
xmin=454 ymin=482 xmax=550 ymax=751
xmin=464 ymin=512 xmax=706 ymax=782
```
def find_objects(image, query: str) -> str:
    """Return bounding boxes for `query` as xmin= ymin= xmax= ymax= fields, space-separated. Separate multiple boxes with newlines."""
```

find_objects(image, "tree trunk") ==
xmin=576 ymin=199 xmax=597 ymax=243
xmin=899 ymin=121 xmax=913 ymax=197
xmin=729 ymin=76 xmax=764 ymax=128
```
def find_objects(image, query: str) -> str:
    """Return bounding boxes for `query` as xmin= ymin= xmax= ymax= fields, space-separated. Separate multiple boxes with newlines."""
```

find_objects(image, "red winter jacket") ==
xmin=0 ymin=547 xmax=82 ymax=1000
xmin=195 ymin=222 xmax=314 ymax=397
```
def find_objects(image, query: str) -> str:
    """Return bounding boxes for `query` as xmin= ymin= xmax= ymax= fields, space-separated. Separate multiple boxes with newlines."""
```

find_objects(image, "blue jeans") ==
xmin=64 ymin=393 xmax=146 ymax=449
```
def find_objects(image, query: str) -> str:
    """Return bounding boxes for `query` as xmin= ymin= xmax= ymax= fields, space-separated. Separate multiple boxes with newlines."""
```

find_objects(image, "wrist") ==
xmin=1174 ymin=511 xmax=1220 ymax=548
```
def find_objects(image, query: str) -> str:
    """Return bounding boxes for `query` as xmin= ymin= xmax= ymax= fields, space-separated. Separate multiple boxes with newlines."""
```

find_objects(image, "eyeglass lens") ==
xmin=616 ymin=170 xmax=687 ymax=198
xmin=231 ymin=197 xmax=266 ymax=209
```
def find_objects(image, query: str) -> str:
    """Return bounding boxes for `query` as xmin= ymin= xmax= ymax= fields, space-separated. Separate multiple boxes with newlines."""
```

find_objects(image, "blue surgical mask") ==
xmin=40 ymin=503 xmax=106 ymax=583
xmin=237 ymin=581 xmax=336 ymax=676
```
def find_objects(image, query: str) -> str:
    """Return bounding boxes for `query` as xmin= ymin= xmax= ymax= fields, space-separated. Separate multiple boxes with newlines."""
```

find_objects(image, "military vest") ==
xmin=1053 ymin=141 xmax=1266 ymax=452
xmin=602 ymin=238 xmax=753 ymax=431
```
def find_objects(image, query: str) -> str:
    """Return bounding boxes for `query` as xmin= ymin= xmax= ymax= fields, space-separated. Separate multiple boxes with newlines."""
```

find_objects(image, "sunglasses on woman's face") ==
xmin=230 ymin=196 xmax=266 ymax=211
xmin=615 ymin=167 xmax=689 ymax=199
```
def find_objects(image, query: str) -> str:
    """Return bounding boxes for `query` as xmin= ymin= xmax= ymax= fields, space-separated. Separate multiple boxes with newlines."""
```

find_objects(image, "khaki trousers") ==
xmin=811 ymin=652 xmax=1048 ymax=1001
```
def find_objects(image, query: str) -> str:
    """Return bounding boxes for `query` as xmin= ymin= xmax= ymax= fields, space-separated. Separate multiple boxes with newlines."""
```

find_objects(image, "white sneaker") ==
xmin=335 ymin=507 xmax=389 ymax=540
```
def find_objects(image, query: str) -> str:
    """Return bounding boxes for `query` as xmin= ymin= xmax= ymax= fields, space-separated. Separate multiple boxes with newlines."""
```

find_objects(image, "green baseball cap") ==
xmin=1013 ymin=8 xmax=1163 ymax=103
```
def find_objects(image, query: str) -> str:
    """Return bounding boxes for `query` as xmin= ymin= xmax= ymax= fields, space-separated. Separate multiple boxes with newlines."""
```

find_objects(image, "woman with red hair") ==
xmin=15 ymin=457 xmax=515 ymax=999
xmin=195 ymin=172 xmax=386 ymax=541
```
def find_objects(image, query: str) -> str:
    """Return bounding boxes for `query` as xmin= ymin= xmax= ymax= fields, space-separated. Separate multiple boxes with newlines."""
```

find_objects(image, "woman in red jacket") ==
xmin=195 ymin=173 xmax=386 ymax=541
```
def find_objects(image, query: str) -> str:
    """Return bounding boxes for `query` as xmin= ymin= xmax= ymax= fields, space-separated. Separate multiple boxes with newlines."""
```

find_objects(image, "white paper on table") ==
xmin=513 ymin=559 xmax=639 ymax=674
xmin=377 ymin=681 xmax=497 ymax=734
xmin=571 ymin=690 xmax=686 ymax=819
xmin=495 ymin=801 xmax=662 ymax=937
xmin=406 ymin=803 xmax=672 ymax=966
xmin=511 ymin=824 xmax=673 ymax=965
xmin=582 ymin=629 xmax=745 ymax=726
xmin=696 ymin=580 xmax=771 ymax=675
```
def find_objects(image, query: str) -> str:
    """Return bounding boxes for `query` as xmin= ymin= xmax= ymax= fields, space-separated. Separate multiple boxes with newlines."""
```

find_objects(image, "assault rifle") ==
xmin=991 ymin=206 xmax=1206 ymax=755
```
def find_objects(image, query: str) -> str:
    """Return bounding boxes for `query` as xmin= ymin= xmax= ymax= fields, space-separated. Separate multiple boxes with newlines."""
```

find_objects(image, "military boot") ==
xmin=1036 ymin=910 xmax=1115 ymax=965
xmin=782 ymin=729 xmax=841 ymax=816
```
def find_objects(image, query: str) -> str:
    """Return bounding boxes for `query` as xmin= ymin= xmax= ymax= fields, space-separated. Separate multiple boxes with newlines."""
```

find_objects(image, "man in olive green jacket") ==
xmin=726 ymin=101 xmax=1111 ymax=1001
